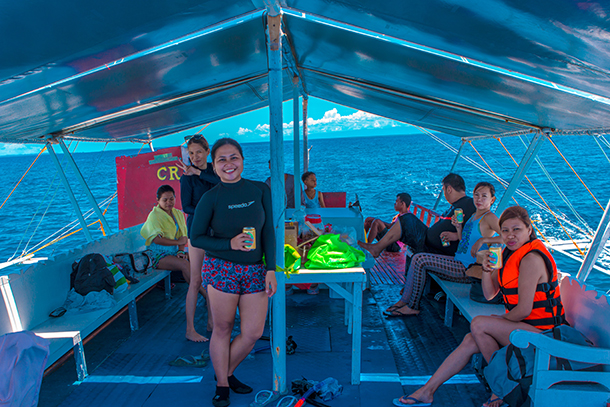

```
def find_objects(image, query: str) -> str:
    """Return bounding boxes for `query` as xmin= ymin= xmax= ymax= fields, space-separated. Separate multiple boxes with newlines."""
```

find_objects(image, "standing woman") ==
xmin=393 ymin=206 xmax=565 ymax=406
xmin=190 ymin=138 xmax=277 ymax=407
xmin=177 ymin=135 xmax=219 ymax=342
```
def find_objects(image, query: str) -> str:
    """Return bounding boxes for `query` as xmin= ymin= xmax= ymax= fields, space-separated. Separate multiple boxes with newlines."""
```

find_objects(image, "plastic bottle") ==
xmin=316 ymin=377 xmax=343 ymax=402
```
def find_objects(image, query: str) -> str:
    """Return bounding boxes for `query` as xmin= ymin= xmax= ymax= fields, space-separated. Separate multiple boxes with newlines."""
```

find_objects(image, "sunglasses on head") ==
xmin=184 ymin=134 xmax=204 ymax=141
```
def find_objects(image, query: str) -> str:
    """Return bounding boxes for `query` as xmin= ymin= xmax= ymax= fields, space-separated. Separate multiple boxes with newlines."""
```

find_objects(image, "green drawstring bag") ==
xmin=304 ymin=234 xmax=365 ymax=269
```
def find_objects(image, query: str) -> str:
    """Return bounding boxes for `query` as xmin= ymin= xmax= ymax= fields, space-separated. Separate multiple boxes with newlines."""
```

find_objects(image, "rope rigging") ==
xmin=20 ymin=192 xmax=117 ymax=259
xmin=2 ymin=140 xmax=120 ymax=264
xmin=516 ymin=135 xmax=594 ymax=237
xmin=496 ymin=137 xmax=585 ymax=256
xmin=419 ymin=128 xmax=601 ymax=255
xmin=0 ymin=146 xmax=47 ymax=211
xmin=593 ymin=135 xmax=610 ymax=165
xmin=547 ymin=136 xmax=604 ymax=211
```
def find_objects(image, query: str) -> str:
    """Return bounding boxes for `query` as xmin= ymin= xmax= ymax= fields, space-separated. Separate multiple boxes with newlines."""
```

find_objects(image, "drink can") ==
xmin=441 ymin=237 xmax=450 ymax=247
xmin=454 ymin=208 xmax=463 ymax=223
xmin=243 ymin=227 xmax=256 ymax=250
xmin=489 ymin=246 xmax=503 ymax=269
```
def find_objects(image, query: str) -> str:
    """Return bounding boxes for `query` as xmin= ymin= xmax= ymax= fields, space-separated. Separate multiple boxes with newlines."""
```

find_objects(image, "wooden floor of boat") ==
xmin=39 ymin=248 xmax=488 ymax=407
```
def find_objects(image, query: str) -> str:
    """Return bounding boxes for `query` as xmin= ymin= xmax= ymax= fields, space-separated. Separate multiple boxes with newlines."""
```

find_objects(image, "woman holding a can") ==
xmin=384 ymin=182 xmax=501 ymax=317
xmin=393 ymin=206 xmax=565 ymax=407
xmin=189 ymin=138 xmax=277 ymax=407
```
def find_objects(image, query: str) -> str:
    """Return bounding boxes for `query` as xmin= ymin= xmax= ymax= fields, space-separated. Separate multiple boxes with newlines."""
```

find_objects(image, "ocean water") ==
xmin=1 ymin=133 xmax=609 ymax=288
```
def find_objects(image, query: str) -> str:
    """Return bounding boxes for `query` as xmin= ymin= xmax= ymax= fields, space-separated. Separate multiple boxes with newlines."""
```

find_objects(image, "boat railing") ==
xmin=410 ymin=203 xmax=441 ymax=227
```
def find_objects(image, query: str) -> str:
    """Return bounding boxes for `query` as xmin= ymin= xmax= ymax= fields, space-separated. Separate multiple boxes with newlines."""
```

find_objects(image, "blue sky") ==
xmin=0 ymin=98 xmax=418 ymax=156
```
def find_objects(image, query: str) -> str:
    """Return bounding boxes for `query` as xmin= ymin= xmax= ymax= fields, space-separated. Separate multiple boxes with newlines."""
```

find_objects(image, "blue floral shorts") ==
xmin=202 ymin=255 xmax=266 ymax=295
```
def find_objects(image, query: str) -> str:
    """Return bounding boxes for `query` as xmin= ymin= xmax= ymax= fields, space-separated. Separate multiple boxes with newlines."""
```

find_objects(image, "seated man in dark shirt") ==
xmin=364 ymin=192 xmax=411 ymax=252
xmin=358 ymin=173 xmax=476 ymax=258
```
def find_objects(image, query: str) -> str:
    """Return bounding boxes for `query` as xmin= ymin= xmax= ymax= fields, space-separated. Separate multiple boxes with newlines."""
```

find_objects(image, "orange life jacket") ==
xmin=498 ymin=239 xmax=565 ymax=330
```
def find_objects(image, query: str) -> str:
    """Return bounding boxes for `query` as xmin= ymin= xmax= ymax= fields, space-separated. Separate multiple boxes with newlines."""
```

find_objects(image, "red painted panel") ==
xmin=323 ymin=192 xmax=346 ymax=208
xmin=116 ymin=147 xmax=183 ymax=230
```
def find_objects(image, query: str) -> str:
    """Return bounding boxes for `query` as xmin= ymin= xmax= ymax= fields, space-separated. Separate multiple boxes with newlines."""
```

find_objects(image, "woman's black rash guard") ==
xmin=189 ymin=178 xmax=276 ymax=268
xmin=180 ymin=164 xmax=219 ymax=231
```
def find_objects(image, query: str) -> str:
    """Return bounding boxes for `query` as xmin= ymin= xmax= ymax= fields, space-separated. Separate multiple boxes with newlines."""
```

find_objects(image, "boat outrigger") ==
xmin=1 ymin=1 xmax=610 ymax=406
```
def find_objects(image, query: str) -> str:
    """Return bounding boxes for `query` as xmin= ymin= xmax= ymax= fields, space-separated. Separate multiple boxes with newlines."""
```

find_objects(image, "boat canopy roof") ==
xmin=2 ymin=0 xmax=610 ymax=144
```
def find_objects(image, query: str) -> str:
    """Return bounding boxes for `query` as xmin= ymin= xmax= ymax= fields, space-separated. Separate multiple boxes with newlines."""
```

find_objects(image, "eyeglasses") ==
xmin=184 ymin=134 xmax=204 ymax=141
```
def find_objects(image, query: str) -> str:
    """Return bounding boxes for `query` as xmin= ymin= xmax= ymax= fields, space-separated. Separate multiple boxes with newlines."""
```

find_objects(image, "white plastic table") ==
xmin=287 ymin=267 xmax=366 ymax=384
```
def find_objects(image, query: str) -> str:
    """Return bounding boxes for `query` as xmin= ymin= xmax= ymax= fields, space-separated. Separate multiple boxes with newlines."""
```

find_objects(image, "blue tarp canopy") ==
xmin=2 ymin=0 xmax=610 ymax=143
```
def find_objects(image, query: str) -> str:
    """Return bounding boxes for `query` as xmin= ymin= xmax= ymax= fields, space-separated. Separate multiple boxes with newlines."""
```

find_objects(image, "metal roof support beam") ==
xmin=576 ymin=200 xmax=610 ymax=282
xmin=58 ymin=140 xmax=113 ymax=236
xmin=433 ymin=140 xmax=466 ymax=211
xmin=293 ymin=78 xmax=302 ymax=209
xmin=46 ymin=143 xmax=93 ymax=242
xmin=268 ymin=10 xmax=287 ymax=395
xmin=303 ymin=98 xmax=309 ymax=172
xmin=495 ymin=132 xmax=547 ymax=214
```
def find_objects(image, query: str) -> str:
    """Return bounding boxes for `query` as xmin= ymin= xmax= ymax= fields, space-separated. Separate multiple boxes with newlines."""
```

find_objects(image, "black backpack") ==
xmin=71 ymin=253 xmax=115 ymax=296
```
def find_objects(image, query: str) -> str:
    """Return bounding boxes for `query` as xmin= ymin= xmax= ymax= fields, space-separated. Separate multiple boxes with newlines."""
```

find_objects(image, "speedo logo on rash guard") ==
xmin=228 ymin=201 xmax=255 ymax=210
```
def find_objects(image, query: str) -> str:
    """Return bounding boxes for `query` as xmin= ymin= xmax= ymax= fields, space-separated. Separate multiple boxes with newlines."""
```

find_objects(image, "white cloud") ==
xmin=0 ymin=143 xmax=43 ymax=156
xmin=239 ymin=108 xmax=406 ymax=138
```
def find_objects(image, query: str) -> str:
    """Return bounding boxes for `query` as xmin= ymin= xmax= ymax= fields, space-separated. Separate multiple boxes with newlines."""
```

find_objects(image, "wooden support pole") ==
xmin=267 ymin=9 xmax=287 ymax=394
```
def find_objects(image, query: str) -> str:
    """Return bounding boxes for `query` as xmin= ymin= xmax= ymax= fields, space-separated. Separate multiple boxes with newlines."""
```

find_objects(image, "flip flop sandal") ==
xmin=384 ymin=309 xmax=419 ymax=318
xmin=392 ymin=396 xmax=432 ymax=406
xmin=168 ymin=355 xmax=208 ymax=367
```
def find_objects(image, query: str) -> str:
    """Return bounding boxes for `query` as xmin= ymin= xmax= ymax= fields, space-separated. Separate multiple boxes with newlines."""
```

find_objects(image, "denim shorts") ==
xmin=202 ymin=255 xmax=266 ymax=295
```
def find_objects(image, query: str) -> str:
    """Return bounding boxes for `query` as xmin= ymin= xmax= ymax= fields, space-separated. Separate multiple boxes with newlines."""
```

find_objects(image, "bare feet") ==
xmin=186 ymin=330 xmax=209 ymax=342
xmin=384 ymin=304 xmax=419 ymax=317
xmin=357 ymin=240 xmax=382 ymax=258
xmin=385 ymin=300 xmax=407 ymax=313
xmin=483 ymin=394 xmax=505 ymax=407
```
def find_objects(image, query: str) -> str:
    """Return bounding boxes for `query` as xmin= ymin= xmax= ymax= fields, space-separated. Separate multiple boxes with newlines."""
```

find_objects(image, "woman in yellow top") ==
xmin=140 ymin=185 xmax=190 ymax=282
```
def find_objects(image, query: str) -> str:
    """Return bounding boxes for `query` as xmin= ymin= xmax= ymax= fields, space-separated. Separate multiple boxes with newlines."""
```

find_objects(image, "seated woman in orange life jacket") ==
xmin=393 ymin=206 xmax=565 ymax=407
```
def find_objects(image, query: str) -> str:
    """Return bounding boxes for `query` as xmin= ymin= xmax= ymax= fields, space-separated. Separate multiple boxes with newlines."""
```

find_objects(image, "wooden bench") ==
xmin=429 ymin=273 xmax=504 ymax=326
xmin=510 ymin=275 xmax=610 ymax=407
xmin=0 ymin=226 xmax=171 ymax=381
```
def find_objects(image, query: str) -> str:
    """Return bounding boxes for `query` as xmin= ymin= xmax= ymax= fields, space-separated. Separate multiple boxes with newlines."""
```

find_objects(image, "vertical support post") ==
xmin=128 ymin=299 xmax=139 ymax=331
xmin=292 ymin=79 xmax=301 ymax=208
xmin=351 ymin=281 xmax=363 ymax=385
xmin=47 ymin=143 xmax=93 ymax=242
xmin=165 ymin=274 xmax=171 ymax=299
xmin=267 ymin=8 xmax=287 ymax=394
xmin=495 ymin=132 xmax=546 ymax=214
xmin=58 ymin=140 xmax=113 ymax=235
xmin=0 ymin=276 xmax=23 ymax=332
xmin=433 ymin=140 xmax=465 ymax=211
xmin=72 ymin=332 xmax=89 ymax=381
xmin=576 ymin=199 xmax=610 ymax=282
xmin=303 ymin=98 xmax=309 ymax=172
xmin=444 ymin=298 xmax=454 ymax=327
